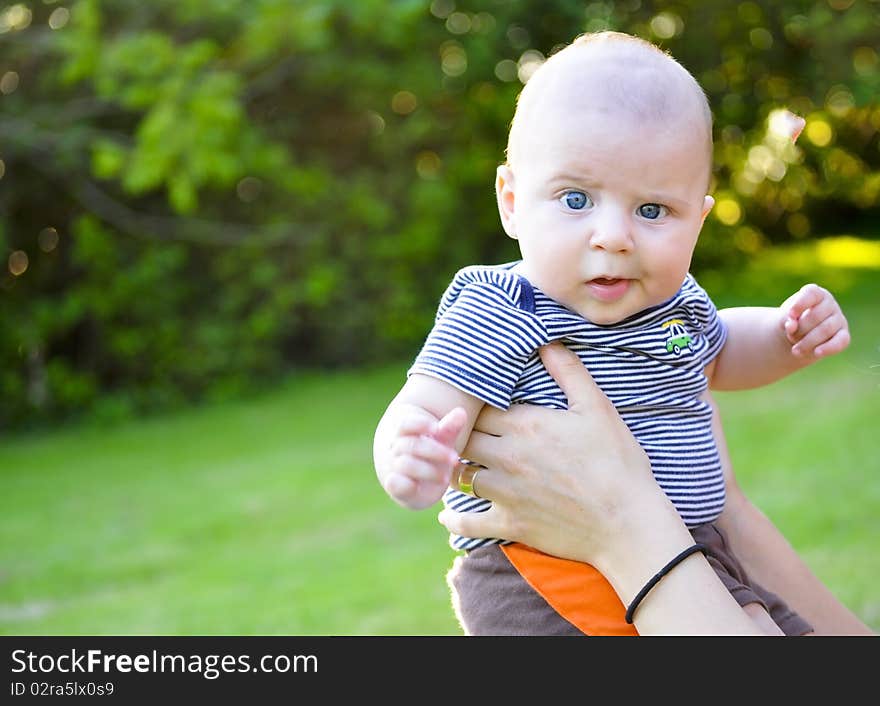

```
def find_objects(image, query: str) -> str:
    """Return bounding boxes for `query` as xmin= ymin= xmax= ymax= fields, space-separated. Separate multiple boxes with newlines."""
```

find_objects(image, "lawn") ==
xmin=1 ymin=238 xmax=878 ymax=635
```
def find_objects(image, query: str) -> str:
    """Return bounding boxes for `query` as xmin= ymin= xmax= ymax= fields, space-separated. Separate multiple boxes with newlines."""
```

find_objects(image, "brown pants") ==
xmin=447 ymin=522 xmax=812 ymax=636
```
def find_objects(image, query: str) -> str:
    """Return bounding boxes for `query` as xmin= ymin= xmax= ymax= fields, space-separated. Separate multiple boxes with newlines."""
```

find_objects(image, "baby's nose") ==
xmin=589 ymin=210 xmax=634 ymax=252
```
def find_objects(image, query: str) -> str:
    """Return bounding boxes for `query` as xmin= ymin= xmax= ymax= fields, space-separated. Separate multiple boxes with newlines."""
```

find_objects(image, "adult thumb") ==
xmin=538 ymin=342 xmax=610 ymax=414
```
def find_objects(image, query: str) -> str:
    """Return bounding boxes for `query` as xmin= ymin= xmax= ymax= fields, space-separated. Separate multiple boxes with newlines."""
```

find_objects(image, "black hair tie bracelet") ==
xmin=624 ymin=543 xmax=709 ymax=625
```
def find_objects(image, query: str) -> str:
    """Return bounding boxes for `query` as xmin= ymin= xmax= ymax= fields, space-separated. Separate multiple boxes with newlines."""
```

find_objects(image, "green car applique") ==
xmin=662 ymin=319 xmax=693 ymax=355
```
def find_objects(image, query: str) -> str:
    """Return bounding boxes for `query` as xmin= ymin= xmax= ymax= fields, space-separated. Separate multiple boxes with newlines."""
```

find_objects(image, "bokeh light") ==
xmin=38 ymin=227 xmax=59 ymax=253
xmin=805 ymin=118 xmax=833 ymax=147
xmin=494 ymin=59 xmax=518 ymax=83
xmin=236 ymin=177 xmax=262 ymax=203
xmin=817 ymin=236 xmax=880 ymax=268
xmin=440 ymin=42 xmax=467 ymax=77
xmin=366 ymin=110 xmax=385 ymax=136
xmin=749 ymin=27 xmax=773 ymax=50
xmin=733 ymin=225 xmax=763 ymax=253
xmin=507 ymin=25 xmax=530 ymax=49
xmin=714 ymin=196 xmax=742 ymax=226
xmin=826 ymin=85 xmax=854 ymax=117
xmin=445 ymin=12 xmax=470 ymax=35
xmin=517 ymin=50 xmax=544 ymax=84
xmin=0 ymin=3 xmax=32 ymax=33
xmin=391 ymin=90 xmax=417 ymax=115
xmin=650 ymin=12 xmax=682 ymax=39
xmin=0 ymin=71 xmax=20 ymax=95
xmin=416 ymin=151 xmax=442 ymax=179
xmin=852 ymin=46 xmax=877 ymax=76
xmin=8 ymin=250 xmax=28 ymax=276
xmin=429 ymin=0 xmax=454 ymax=20
xmin=48 ymin=6 xmax=69 ymax=30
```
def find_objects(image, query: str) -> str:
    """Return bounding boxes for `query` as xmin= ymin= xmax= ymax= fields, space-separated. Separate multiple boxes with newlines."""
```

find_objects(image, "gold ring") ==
xmin=456 ymin=460 xmax=482 ymax=498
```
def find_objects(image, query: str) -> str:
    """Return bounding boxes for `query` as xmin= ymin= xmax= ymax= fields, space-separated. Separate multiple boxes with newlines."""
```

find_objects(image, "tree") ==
xmin=1 ymin=0 xmax=877 ymax=426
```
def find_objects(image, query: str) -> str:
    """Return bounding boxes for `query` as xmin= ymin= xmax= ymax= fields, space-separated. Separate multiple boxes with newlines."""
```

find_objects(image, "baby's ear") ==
xmin=495 ymin=165 xmax=517 ymax=239
xmin=700 ymin=195 xmax=715 ymax=225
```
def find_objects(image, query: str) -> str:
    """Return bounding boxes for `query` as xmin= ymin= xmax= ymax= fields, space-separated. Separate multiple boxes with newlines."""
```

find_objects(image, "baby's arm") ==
xmin=707 ymin=284 xmax=850 ymax=390
xmin=373 ymin=374 xmax=485 ymax=510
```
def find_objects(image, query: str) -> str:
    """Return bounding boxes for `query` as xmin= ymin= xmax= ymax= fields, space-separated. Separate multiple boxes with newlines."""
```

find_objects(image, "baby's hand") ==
xmin=780 ymin=283 xmax=850 ymax=359
xmin=383 ymin=407 xmax=467 ymax=510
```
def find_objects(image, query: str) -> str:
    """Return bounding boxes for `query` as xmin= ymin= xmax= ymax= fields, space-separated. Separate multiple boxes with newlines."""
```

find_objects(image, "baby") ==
xmin=373 ymin=32 xmax=850 ymax=635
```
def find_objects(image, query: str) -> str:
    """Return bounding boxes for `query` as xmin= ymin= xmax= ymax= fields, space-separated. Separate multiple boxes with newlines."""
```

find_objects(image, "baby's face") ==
xmin=498 ymin=105 xmax=713 ymax=325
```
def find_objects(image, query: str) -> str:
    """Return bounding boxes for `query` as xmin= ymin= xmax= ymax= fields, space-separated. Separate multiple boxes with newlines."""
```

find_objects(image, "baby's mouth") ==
xmin=586 ymin=277 xmax=631 ymax=302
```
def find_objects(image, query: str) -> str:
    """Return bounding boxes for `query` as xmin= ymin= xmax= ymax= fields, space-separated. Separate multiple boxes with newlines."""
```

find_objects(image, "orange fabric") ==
xmin=501 ymin=542 xmax=639 ymax=636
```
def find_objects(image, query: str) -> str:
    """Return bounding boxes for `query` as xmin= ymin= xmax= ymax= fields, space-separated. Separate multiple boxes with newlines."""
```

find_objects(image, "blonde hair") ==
xmin=505 ymin=31 xmax=713 ymax=178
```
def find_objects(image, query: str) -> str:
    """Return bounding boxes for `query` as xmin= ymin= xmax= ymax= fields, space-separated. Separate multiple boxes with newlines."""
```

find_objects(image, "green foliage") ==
xmin=1 ymin=0 xmax=878 ymax=426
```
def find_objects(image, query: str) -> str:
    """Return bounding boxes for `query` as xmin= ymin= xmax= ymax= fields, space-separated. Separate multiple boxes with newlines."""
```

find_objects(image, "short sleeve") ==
xmin=683 ymin=275 xmax=728 ymax=364
xmin=408 ymin=273 xmax=548 ymax=409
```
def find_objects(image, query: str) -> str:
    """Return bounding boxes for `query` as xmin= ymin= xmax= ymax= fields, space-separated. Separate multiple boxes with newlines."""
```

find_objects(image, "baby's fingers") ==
xmin=391 ymin=435 xmax=458 ymax=474
xmin=384 ymin=472 xmax=418 ymax=504
xmin=792 ymin=313 xmax=850 ymax=357
xmin=434 ymin=407 xmax=468 ymax=448
xmin=391 ymin=455 xmax=450 ymax=487
xmin=396 ymin=414 xmax=438 ymax=438
xmin=783 ymin=316 xmax=799 ymax=344
xmin=813 ymin=328 xmax=851 ymax=358
xmin=781 ymin=283 xmax=826 ymax=322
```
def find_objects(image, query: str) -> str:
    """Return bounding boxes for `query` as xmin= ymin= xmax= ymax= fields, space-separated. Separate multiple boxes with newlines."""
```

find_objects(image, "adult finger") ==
xmin=538 ymin=342 xmax=614 ymax=415
xmin=451 ymin=460 xmax=502 ymax=500
xmin=469 ymin=404 xmax=509 ymax=437
xmin=460 ymin=428 xmax=504 ymax=468
xmin=438 ymin=506 xmax=511 ymax=542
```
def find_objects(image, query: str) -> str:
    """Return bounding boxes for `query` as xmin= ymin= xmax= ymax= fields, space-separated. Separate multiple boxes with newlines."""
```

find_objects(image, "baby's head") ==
xmin=496 ymin=32 xmax=716 ymax=325
xmin=506 ymin=32 xmax=713 ymax=182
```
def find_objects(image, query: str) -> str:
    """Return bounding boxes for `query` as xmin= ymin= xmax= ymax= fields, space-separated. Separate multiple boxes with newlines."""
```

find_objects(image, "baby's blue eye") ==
xmin=561 ymin=191 xmax=592 ymax=210
xmin=639 ymin=203 xmax=665 ymax=219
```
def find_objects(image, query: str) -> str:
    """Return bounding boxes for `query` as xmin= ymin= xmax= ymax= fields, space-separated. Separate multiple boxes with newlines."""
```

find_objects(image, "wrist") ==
xmin=591 ymin=485 xmax=697 ymax=606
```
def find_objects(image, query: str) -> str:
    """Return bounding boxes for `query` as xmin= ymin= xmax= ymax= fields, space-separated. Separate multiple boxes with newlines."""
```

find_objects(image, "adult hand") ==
xmin=441 ymin=342 xmax=668 ymax=572
xmin=441 ymin=343 xmax=762 ymax=634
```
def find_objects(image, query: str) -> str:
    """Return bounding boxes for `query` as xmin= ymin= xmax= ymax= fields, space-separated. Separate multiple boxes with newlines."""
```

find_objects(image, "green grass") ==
xmin=1 ymin=367 xmax=461 ymax=635
xmin=1 ymin=239 xmax=878 ymax=635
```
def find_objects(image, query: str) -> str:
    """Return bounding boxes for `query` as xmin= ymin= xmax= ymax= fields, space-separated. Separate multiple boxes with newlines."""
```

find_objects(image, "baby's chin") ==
xmin=564 ymin=302 xmax=633 ymax=326
xmin=582 ymin=311 xmax=632 ymax=326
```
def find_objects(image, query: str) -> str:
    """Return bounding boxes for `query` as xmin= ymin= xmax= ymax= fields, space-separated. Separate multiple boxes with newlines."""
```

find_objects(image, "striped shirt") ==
xmin=408 ymin=262 xmax=728 ymax=550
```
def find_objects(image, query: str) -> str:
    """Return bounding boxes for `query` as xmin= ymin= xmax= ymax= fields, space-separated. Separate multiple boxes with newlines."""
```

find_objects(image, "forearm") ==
xmin=712 ymin=307 xmax=809 ymax=390
xmin=717 ymin=488 xmax=873 ymax=635
xmin=596 ymin=485 xmax=762 ymax=635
